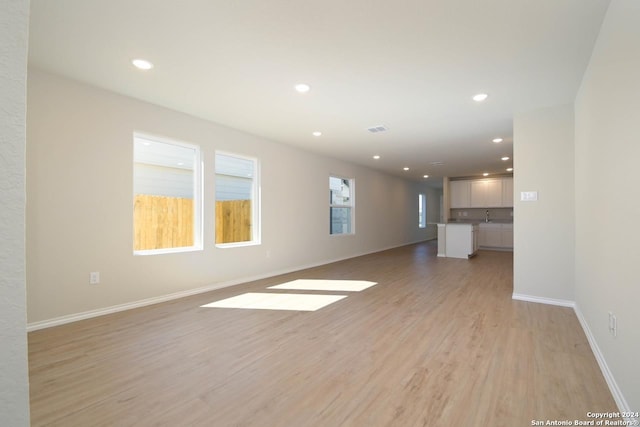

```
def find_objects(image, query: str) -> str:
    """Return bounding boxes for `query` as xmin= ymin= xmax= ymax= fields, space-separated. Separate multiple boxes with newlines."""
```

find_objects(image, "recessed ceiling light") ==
xmin=367 ymin=125 xmax=388 ymax=133
xmin=492 ymin=138 xmax=503 ymax=143
xmin=473 ymin=93 xmax=488 ymax=102
xmin=373 ymin=155 xmax=381 ymax=160
xmin=312 ymin=131 xmax=322 ymax=137
xmin=132 ymin=58 xmax=153 ymax=70
xmin=403 ymin=167 xmax=410 ymax=171
xmin=506 ymin=168 xmax=514 ymax=172
xmin=423 ymin=175 xmax=429 ymax=178
xmin=501 ymin=156 xmax=510 ymax=161
xmin=483 ymin=172 xmax=489 ymax=176
xmin=294 ymin=83 xmax=310 ymax=93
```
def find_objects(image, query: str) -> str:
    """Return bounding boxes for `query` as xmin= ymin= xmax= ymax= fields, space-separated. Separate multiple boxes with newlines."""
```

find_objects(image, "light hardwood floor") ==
xmin=28 ymin=241 xmax=618 ymax=426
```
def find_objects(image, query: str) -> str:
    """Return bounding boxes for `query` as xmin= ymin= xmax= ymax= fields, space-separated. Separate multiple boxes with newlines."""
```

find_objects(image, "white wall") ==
xmin=574 ymin=0 xmax=640 ymax=411
xmin=513 ymin=104 xmax=575 ymax=302
xmin=0 ymin=0 xmax=31 ymax=425
xmin=26 ymin=69 xmax=427 ymax=323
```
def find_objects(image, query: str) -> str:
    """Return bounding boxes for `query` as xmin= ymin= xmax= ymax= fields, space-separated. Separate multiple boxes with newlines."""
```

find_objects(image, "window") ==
xmin=419 ymin=193 xmax=426 ymax=228
xmin=133 ymin=134 xmax=202 ymax=254
xmin=215 ymin=152 xmax=260 ymax=246
xmin=330 ymin=176 xmax=354 ymax=235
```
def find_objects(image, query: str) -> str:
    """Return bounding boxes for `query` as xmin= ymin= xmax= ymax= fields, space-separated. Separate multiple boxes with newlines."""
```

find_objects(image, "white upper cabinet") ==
xmin=470 ymin=179 xmax=503 ymax=207
xmin=450 ymin=177 xmax=513 ymax=209
xmin=501 ymin=177 xmax=514 ymax=207
xmin=450 ymin=180 xmax=471 ymax=208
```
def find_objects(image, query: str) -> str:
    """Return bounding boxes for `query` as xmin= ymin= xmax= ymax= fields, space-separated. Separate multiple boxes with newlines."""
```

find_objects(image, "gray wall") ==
xmin=513 ymin=104 xmax=575 ymax=302
xmin=514 ymin=0 xmax=640 ymax=412
xmin=26 ymin=69 xmax=429 ymax=323
xmin=574 ymin=0 xmax=640 ymax=411
xmin=0 ymin=0 xmax=31 ymax=425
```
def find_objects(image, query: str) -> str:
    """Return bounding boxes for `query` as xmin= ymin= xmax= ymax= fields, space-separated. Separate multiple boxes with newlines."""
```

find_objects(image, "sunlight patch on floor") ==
xmin=201 ymin=292 xmax=347 ymax=311
xmin=267 ymin=279 xmax=378 ymax=292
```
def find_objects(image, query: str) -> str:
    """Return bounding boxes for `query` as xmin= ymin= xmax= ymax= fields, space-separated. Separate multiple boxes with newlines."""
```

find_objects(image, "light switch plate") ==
xmin=520 ymin=191 xmax=538 ymax=202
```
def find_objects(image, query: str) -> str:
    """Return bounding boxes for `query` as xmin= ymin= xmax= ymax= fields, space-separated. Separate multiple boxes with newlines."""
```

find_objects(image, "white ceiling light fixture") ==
xmin=423 ymin=175 xmax=429 ymax=178
xmin=294 ymin=83 xmax=310 ymax=93
xmin=367 ymin=125 xmax=387 ymax=133
xmin=472 ymin=93 xmax=488 ymax=102
xmin=506 ymin=168 xmax=514 ymax=172
xmin=483 ymin=172 xmax=489 ymax=176
xmin=501 ymin=156 xmax=510 ymax=161
xmin=492 ymin=138 xmax=503 ymax=143
xmin=132 ymin=58 xmax=153 ymax=70
xmin=403 ymin=167 xmax=410 ymax=171
xmin=373 ymin=155 xmax=380 ymax=160
xmin=312 ymin=131 xmax=322 ymax=137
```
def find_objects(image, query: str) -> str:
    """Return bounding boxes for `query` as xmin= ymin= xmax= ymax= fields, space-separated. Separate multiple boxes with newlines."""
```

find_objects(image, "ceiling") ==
xmin=28 ymin=0 xmax=610 ymax=182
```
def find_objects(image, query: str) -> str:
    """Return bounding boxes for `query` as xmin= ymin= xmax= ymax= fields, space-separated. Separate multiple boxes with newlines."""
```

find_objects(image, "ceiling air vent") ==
xmin=367 ymin=125 xmax=388 ymax=133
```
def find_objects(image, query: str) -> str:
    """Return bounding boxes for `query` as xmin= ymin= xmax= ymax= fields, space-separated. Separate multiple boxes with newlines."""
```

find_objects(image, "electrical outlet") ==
xmin=90 ymin=272 xmax=100 ymax=285
xmin=612 ymin=314 xmax=617 ymax=337
xmin=608 ymin=311 xmax=617 ymax=337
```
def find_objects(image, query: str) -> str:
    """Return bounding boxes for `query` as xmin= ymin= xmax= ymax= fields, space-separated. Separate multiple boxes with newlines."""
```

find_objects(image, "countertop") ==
xmin=438 ymin=222 xmax=477 ymax=226
xmin=447 ymin=219 xmax=513 ymax=224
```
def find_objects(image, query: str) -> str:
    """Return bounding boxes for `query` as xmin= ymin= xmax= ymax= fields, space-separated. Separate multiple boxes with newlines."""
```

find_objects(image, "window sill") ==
xmin=216 ymin=241 xmax=261 ymax=249
xmin=134 ymin=245 xmax=203 ymax=256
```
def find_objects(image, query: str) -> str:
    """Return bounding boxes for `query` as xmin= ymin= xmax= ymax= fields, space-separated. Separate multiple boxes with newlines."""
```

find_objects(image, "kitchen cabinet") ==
xmin=502 ymin=224 xmax=513 ymax=248
xmin=502 ymin=177 xmax=513 ymax=207
xmin=443 ymin=223 xmax=478 ymax=258
xmin=470 ymin=179 xmax=503 ymax=207
xmin=450 ymin=177 xmax=512 ymax=208
xmin=478 ymin=223 xmax=513 ymax=249
xmin=478 ymin=223 xmax=502 ymax=247
xmin=450 ymin=180 xmax=471 ymax=208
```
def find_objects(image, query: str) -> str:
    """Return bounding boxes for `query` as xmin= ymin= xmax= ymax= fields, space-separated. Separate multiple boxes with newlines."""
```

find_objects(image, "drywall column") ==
xmin=574 ymin=0 xmax=640 ymax=412
xmin=0 ymin=0 xmax=31 ymax=425
xmin=442 ymin=177 xmax=450 ymax=223
xmin=513 ymin=104 xmax=575 ymax=303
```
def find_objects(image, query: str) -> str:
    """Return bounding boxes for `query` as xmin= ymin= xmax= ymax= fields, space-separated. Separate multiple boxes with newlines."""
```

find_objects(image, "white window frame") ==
xmin=214 ymin=151 xmax=261 ymax=248
xmin=419 ymin=193 xmax=426 ymax=228
xmin=133 ymin=133 xmax=203 ymax=256
xmin=329 ymin=175 xmax=355 ymax=236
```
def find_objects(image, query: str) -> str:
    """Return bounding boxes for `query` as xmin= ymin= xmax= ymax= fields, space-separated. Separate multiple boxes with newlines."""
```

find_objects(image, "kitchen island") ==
xmin=437 ymin=223 xmax=479 ymax=259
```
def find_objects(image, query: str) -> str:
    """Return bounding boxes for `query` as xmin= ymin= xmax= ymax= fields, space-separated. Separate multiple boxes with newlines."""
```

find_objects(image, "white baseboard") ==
xmin=27 ymin=280 xmax=235 ymax=331
xmin=511 ymin=293 xmax=575 ymax=308
xmin=573 ymin=305 xmax=632 ymax=417
xmin=512 ymin=293 xmax=632 ymax=419
xmin=27 ymin=240 xmax=426 ymax=331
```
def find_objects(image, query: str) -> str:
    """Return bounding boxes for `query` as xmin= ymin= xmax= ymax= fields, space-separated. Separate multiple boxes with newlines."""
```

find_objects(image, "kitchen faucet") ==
xmin=485 ymin=209 xmax=490 ymax=223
